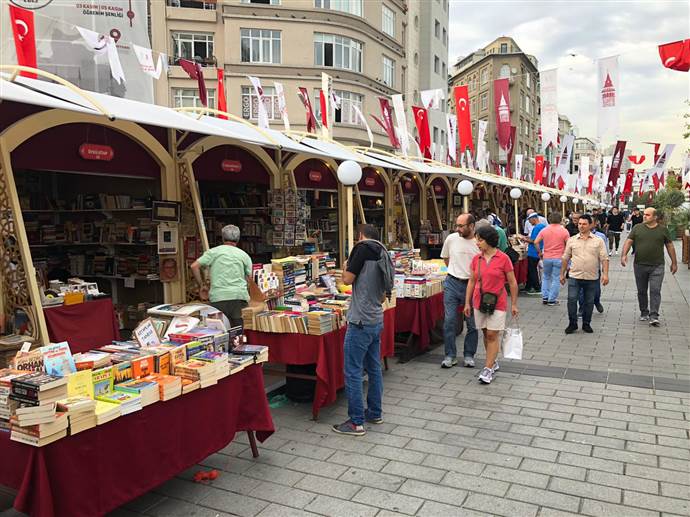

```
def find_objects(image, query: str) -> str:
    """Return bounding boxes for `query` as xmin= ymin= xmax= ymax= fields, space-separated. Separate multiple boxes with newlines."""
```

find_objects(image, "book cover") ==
xmin=131 ymin=356 xmax=154 ymax=378
xmin=12 ymin=371 xmax=67 ymax=392
xmin=73 ymin=351 xmax=111 ymax=371
xmin=154 ymin=352 xmax=171 ymax=375
xmin=184 ymin=341 xmax=207 ymax=360
xmin=112 ymin=362 xmax=133 ymax=384
xmin=56 ymin=396 xmax=95 ymax=413
xmin=10 ymin=350 xmax=44 ymax=372
xmin=164 ymin=316 xmax=201 ymax=338
xmin=40 ymin=342 xmax=76 ymax=377
xmin=92 ymin=366 xmax=114 ymax=398
xmin=67 ymin=370 xmax=94 ymax=399
xmin=169 ymin=345 xmax=187 ymax=367
xmin=96 ymin=391 xmax=141 ymax=405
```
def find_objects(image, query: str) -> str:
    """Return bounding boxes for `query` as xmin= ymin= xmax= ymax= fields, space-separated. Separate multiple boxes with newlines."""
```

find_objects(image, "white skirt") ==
xmin=473 ymin=309 xmax=507 ymax=331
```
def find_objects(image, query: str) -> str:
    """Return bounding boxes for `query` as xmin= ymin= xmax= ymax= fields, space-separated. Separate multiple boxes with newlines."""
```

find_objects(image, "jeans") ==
xmin=541 ymin=258 xmax=562 ymax=302
xmin=568 ymin=278 xmax=597 ymax=325
xmin=211 ymin=299 xmax=248 ymax=328
xmin=579 ymin=273 xmax=601 ymax=309
xmin=344 ymin=322 xmax=384 ymax=426
xmin=608 ymin=231 xmax=622 ymax=251
xmin=443 ymin=276 xmax=478 ymax=359
xmin=526 ymin=256 xmax=541 ymax=291
xmin=633 ymin=263 xmax=665 ymax=319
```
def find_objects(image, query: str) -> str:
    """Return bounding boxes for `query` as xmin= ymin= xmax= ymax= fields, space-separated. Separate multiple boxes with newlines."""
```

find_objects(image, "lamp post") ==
xmin=337 ymin=160 xmax=362 ymax=254
xmin=560 ymin=195 xmax=568 ymax=219
xmin=510 ymin=188 xmax=522 ymax=236
xmin=541 ymin=192 xmax=551 ymax=218
xmin=457 ymin=180 xmax=474 ymax=214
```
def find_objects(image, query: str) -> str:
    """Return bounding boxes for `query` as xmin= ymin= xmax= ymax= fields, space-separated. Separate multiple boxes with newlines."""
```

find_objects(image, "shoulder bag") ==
xmin=477 ymin=257 xmax=499 ymax=315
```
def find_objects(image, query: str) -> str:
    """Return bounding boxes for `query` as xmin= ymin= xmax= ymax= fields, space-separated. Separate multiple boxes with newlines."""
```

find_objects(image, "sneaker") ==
xmin=608 ymin=251 xmax=613 ymax=256
xmin=640 ymin=315 xmax=649 ymax=321
xmin=441 ymin=356 xmax=458 ymax=368
xmin=595 ymin=303 xmax=604 ymax=313
xmin=478 ymin=367 xmax=494 ymax=384
xmin=365 ymin=416 xmax=384 ymax=424
xmin=332 ymin=420 xmax=366 ymax=436
xmin=578 ymin=313 xmax=583 ymax=319
xmin=649 ymin=318 xmax=660 ymax=327
xmin=547 ymin=300 xmax=560 ymax=306
xmin=615 ymin=250 xmax=619 ymax=255
xmin=492 ymin=361 xmax=500 ymax=372
xmin=526 ymin=289 xmax=540 ymax=296
xmin=582 ymin=323 xmax=594 ymax=333
xmin=565 ymin=324 xmax=578 ymax=334
xmin=463 ymin=356 xmax=475 ymax=368
xmin=542 ymin=299 xmax=549 ymax=305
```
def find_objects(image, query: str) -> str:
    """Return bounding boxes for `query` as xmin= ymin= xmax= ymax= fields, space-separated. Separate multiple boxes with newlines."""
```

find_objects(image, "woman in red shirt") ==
xmin=464 ymin=225 xmax=519 ymax=384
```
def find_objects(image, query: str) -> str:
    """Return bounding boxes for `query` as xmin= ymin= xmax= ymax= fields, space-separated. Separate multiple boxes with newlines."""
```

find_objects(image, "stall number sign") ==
xmin=79 ymin=143 xmax=114 ymax=161
xmin=434 ymin=185 xmax=442 ymax=193
xmin=308 ymin=170 xmax=322 ymax=182
xmin=221 ymin=160 xmax=242 ymax=172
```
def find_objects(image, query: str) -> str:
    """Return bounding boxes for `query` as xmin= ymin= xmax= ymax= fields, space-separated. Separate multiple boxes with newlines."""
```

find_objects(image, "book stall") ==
xmin=0 ymin=303 xmax=274 ymax=517
xmin=392 ymin=173 xmax=425 ymax=249
xmin=353 ymin=167 xmax=392 ymax=246
xmin=420 ymin=176 xmax=452 ymax=259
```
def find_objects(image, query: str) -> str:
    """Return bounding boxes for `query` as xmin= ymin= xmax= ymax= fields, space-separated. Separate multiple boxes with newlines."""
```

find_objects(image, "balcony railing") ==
xmin=167 ymin=0 xmax=216 ymax=9
xmin=170 ymin=55 xmax=218 ymax=68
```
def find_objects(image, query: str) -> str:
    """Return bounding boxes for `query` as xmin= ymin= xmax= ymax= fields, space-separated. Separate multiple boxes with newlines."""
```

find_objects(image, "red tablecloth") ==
xmin=514 ymin=258 xmax=528 ymax=285
xmin=245 ymin=307 xmax=395 ymax=418
xmin=394 ymin=292 xmax=445 ymax=351
xmin=44 ymin=298 xmax=120 ymax=353
xmin=0 ymin=364 xmax=273 ymax=517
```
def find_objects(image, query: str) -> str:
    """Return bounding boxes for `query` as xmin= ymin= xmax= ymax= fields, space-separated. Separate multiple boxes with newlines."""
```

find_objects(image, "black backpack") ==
xmin=370 ymin=240 xmax=395 ymax=301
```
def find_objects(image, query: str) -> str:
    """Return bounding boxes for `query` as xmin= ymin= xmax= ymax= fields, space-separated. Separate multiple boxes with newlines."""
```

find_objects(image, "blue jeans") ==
xmin=568 ymin=278 xmax=597 ymax=325
xmin=541 ymin=258 xmax=562 ymax=302
xmin=579 ymin=274 xmax=601 ymax=309
xmin=443 ymin=276 xmax=478 ymax=359
xmin=344 ymin=322 xmax=383 ymax=426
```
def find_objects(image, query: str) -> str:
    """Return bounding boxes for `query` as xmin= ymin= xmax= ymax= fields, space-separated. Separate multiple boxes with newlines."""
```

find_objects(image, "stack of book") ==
xmin=181 ymin=377 xmax=200 ymax=394
xmin=142 ymin=373 xmax=182 ymax=401
xmin=192 ymin=351 xmax=230 ymax=380
xmin=92 ymin=365 xmax=141 ymax=416
xmin=10 ymin=409 xmax=68 ymax=447
xmin=0 ymin=369 xmax=24 ymax=431
xmin=57 ymin=396 xmax=97 ymax=435
xmin=306 ymin=311 xmax=336 ymax=335
xmin=114 ymin=379 xmax=159 ymax=407
xmin=73 ymin=351 xmax=112 ymax=371
xmin=10 ymin=372 xmax=68 ymax=408
xmin=95 ymin=391 xmax=142 ymax=415
xmin=174 ymin=359 xmax=218 ymax=388
xmin=94 ymin=400 xmax=120 ymax=425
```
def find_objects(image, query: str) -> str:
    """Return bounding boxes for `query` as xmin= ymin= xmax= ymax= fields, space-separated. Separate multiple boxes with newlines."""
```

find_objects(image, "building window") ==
xmin=523 ymin=95 xmax=530 ymax=114
xmin=433 ymin=127 xmax=439 ymax=144
xmin=480 ymin=92 xmax=488 ymax=110
xmin=173 ymin=88 xmax=216 ymax=108
xmin=434 ymin=20 xmax=440 ymax=38
xmin=480 ymin=67 xmax=489 ymax=84
xmin=241 ymin=0 xmax=280 ymax=4
xmin=240 ymin=29 xmax=281 ymax=64
xmin=525 ymin=70 xmax=531 ymax=89
xmin=383 ymin=56 xmax=395 ymax=87
xmin=471 ymin=97 xmax=477 ymax=115
xmin=499 ymin=64 xmax=510 ymax=79
xmin=434 ymin=56 xmax=440 ymax=74
xmin=313 ymin=89 xmax=364 ymax=125
xmin=442 ymin=28 xmax=447 ymax=46
xmin=414 ymin=52 xmax=419 ymax=65
xmin=314 ymin=0 xmax=362 ymax=16
xmin=167 ymin=0 xmax=216 ymax=9
xmin=500 ymin=43 xmax=508 ymax=53
xmin=382 ymin=4 xmax=395 ymax=37
xmin=171 ymin=32 xmax=214 ymax=64
xmin=314 ymin=33 xmax=363 ymax=72
xmin=241 ymin=85 xmax=280 ymax=120
xmin=442 ymin=62 xmax=446 ymax=77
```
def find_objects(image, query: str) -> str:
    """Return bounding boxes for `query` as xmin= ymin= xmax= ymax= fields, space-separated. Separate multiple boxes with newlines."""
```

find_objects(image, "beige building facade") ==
xmin=150 ymin=0 xmax=412 ymax=149
xmin=449 ymin=37 xmax=540 ymax=178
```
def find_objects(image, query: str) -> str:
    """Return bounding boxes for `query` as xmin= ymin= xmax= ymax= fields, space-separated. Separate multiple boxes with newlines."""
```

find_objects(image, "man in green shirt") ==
xmin=190 ymin=224 xmax=252 ymax=327
xmin=621 ymin=208 xmax=678 ymax=327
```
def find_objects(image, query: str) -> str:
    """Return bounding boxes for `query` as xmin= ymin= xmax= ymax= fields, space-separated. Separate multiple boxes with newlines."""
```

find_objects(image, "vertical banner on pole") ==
xmin=493 ymin=79 xmax=511 ymax=151
xmin=597 ymin=55 xmax=619 ymax=141
xmin=540 ymin=69 xmax=558 ymax=151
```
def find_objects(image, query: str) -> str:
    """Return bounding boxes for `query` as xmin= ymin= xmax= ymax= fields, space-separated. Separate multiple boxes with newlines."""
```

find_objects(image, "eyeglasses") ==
xmin=456 ymin=224 xmax=469 ymax=228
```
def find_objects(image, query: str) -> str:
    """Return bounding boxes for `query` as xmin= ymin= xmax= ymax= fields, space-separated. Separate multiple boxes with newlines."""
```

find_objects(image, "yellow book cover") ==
xmin=67 ymin=369 xmax=94 ymax=399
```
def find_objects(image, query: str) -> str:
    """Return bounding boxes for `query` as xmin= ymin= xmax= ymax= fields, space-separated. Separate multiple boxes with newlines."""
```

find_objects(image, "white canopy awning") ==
xmin=350 ymin=150 xmax=414 ymax=171
xmin=295 ymin=138 xmax=398 ymax=169
xmin=0 ymin=76 xmax=98 ymax=115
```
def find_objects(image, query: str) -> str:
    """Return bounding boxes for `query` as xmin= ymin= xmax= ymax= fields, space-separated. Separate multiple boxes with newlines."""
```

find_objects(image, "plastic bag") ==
xmin=502 ymin=320 xmax=523 ymax=360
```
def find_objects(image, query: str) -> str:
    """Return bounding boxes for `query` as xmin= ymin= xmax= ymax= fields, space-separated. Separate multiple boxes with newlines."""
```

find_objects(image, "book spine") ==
xmin=10 ymin=385 xmax=39 ymax=400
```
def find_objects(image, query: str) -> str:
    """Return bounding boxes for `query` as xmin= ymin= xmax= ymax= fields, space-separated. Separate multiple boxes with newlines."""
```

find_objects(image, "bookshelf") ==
xmin=302 ymin=190 xmax=340 ymax=260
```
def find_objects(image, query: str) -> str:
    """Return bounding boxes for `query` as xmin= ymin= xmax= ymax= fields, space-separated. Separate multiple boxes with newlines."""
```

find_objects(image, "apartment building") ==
xmin=449 ymin=37 xmax=540 ymax=177
xmin=150 ymin=0 xmax=414 ymax=149
xmin=573 ymin=137 xmax=597 ymax=176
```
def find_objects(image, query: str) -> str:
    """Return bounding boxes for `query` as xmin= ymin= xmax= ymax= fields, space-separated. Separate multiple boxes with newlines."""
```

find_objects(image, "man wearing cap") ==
xmin=520 ymin=213 xmax=546 ymax=294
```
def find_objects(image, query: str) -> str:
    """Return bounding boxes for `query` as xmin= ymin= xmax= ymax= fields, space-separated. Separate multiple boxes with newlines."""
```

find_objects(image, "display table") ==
xmin=245 ymin=307 xmax=395 ymax=419
xmin=394 ymin=292 xmax=445 ymax=352
xmin=43 ymin=297 xmax=121 ymax=353
xmin=514 ymin=258 xmax=528 ymax=285
xmin=0 ymin=364 xmax=273 ymax=517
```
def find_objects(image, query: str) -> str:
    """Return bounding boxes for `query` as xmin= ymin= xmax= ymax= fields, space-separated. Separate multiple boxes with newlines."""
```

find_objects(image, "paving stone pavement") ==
xmin=2 ymin=242 xmax=688 ymax=517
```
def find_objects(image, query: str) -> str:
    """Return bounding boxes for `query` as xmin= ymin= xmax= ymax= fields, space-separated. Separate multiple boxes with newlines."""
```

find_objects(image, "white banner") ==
xmin=644 ymin=144 xmax=675 ymax=186
xmin=446 ymin=114 xmax=457 ymax=163
xmin=248 ymin=76 xmax=270 ymax=129
xmin=420 ymin=89 xmax=444 ymax=110
xmin=76 ymin=26 xmax=125 ymax=84
xmin=466 ymin=149 xmax=473 ymax=170
xmin=391 ymin=94 xmax=409 ymax=157
xmin=514 ymin=154 xmax=523 ymax=181
xmin=601 ymin=156 xmax=613 ymax=194
xmin=132 ymin=44 xmax=166 ymax=80
xmin=555 ymin=134 xmax=575 ymax=188
xmin=1 ymin=0 xmax=153 ymax=102
xmin=274 ymin=82 xmax=290 ymax=131
xmin=597 ymin=55 xmax=619 ymax=141
xmin=578 ymin=156 xmax=590 ymax=193
xmin=352 ymin=105 xmax=373 ymax=147
xmin=540 ymin=69 xmax=558 ymax=151
xmin=320 ymin=72 xmax=332 ymax=139
xmin=476 ymin=119 xmax=488 ymax=172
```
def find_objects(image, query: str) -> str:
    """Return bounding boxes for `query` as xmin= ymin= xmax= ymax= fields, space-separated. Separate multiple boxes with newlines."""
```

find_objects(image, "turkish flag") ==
xmin=453 ymin=85 xmax=474 ymax=153
xmin=217 ymin=69 xmax=227 ymax=118
xmin=623 ymin=169 xmax=634 ymax=194
xmin=179 ymin=59 xmax=207 ymax=107
xmin=587 ymin=174 xmax=595 ymax=194
xmin=9 ymin=6 xmax=37 ymax=78
xmin=412 ymin=106 xmax=432 ymax=159
xmin=658 ymin=39 xmax=690 ymax=72
xmin=319 ymin=90 xmax=328 ymax=128
xmin=534 ymin=155 xmax=545 ymax=184
xmin=628 ymin=155 xmax=645 ymax=165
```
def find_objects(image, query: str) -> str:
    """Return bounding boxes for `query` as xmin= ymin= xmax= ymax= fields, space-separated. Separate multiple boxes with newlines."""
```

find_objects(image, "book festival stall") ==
xmin=0 ymin=69 xmax=587 ymax=516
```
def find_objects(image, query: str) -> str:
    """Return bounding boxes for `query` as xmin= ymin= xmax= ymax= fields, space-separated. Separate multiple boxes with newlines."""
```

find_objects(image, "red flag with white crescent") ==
xmin=623 ymin=169 xmax=634 ymax=194
xmin=217 ymin=69 xmax=228 ymax=119
xmin=412 ymin=106 xmax=432 ymax=159
xmin=9 ymin=5 xmax=37 ymax=78
xmin=534 ymin=155 xmax=545 ymax=185
xmin=453 ymin=85 xmax=474 ymax=153
xmin=658 ymin=39 xmax=690 ymax=72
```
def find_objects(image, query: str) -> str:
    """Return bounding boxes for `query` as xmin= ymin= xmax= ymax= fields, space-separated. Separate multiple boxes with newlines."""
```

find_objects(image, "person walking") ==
xmin=463 ymin=225 xmax=519 ymax=384
xmin=630 ymin=207 xmax=643 ymax=228
xmin=521 ymin=213 xmax=546 ymax=294
xmin=606 ymin=206 xmax=625 ymax=255
xmin=440 ymin=214 xmax=480 ymax=368
xmin=621 ymin=207 xmax=678 ymax=327
xmin=578 ymin=218 xmax=609 ymax=315
xmin=534 ymin=211 xmax=570 ymax=306
xmin=190 ymin=224 xmax=252 ymax=327
xmin=560 ymin=214 xmax=609 ymax=334
xmin=565 ymin=211 xmax=581 ymax=237
xmin=333 ymin=224 xmax=393 ymax=436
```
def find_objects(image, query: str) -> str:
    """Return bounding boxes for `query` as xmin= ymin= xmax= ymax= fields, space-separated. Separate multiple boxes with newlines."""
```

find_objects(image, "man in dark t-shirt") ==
xmin=630 ymin=208 xmax=643 ymax=227
xmin=606 ymin=207 xmax=625 ymax=255
xmin=565 ymin=212 xmax=580 ymax=237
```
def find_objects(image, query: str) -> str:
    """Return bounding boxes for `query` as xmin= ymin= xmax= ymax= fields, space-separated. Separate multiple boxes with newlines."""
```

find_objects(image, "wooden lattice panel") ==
xmin=178 ymin=159 xmax=203 ymax=303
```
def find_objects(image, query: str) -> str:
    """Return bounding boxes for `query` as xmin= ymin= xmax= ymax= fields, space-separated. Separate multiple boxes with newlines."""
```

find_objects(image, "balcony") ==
xmin=169 ymin=55 xmax=218 ymax=68
xmin=166 ymin=0 xmax=216 ymax=9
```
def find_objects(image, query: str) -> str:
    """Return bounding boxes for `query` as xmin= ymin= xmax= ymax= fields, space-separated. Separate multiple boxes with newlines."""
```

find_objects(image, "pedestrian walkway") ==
xmin=3 ymin=245 xmax=688 ymax=517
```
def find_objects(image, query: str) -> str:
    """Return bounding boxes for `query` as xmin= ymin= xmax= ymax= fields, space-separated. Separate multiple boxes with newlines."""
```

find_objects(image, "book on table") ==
xmin=10 ymin=411 xmax=68 ymax=438
xmin=180 ymin=378 xmax=200 ymax=394
xmin=142 ymin=373 xmax=182 ymax=401
xmin=10 ymin=428 xmax=67 ymax=447
xmin=114 ymin=379 xmax=159 ymax=406
xmin=73 ymin=351 xmax=111 ymax=371
xmin=40 ymin=342 xmax=77 ymax=377
xmin=95 ymin=391 xmax=142 ymax=415
xmin=10 ymin=350 xmax=44 ymax=372
xmin=94 ymin=400 xmax=121 ymax=425
xmin=92 ymin=366 xmax=114 ymax=398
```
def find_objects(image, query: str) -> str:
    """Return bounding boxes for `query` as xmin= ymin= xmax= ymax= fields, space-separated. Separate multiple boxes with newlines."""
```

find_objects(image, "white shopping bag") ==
xmin=502 ymin=321 xmax=523 ymax=360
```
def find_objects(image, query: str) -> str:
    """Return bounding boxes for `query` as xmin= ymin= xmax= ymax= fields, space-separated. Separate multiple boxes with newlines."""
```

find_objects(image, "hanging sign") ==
xmin=434 ymin=184 xmax=442 ymax=193
xmin=404 ymin=180 xmax=413 ymax=190
xmin=79 ymin=143 xmax=114 ymax=161
xmin=308 ymin=170 xmax=322 ymax=182
xmin=221 ymin=159 xmax=242 ymax=172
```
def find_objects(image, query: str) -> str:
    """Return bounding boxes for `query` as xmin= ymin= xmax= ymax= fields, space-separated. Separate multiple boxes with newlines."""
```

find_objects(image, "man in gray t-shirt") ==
xmin=333 ymin=224 xmax=390 ymax=437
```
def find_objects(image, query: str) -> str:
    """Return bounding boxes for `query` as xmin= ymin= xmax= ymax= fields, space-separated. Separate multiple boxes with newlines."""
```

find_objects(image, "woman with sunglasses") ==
xmin=464 ymin=225 xmax=519 ymax=384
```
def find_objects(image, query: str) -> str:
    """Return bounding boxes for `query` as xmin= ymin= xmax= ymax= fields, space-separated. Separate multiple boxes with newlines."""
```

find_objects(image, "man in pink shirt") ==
xmin=534 ymin=211 xmax=570 ymax=305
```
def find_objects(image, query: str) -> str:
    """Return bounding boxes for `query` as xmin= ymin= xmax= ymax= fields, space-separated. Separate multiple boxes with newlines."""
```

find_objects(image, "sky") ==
xmin=448 ymin=0 xmax=690 ymax=167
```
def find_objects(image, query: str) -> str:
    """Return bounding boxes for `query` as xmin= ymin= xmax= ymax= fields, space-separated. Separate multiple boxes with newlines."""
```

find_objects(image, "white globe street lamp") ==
xmin=510 ymin=188 xmax=522 ymax=235
xmin=457 ymin=180 xmax=474 ymax=214
xmin=337 ymin=160 xmax=362 ymax=253
xmin=541 ymin=192 xmax=551 ymax=217
xmin=560 ymin=195 xmax=568 ymax=218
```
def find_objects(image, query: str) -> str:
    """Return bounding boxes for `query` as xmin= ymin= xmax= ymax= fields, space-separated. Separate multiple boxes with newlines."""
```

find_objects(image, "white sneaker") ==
xmin=478 ymin=367 xmax=494 ymax=384
xmin=608 ymin=251 xmax=613 ymax=256
xmin=492 ymin=361 xmax=500 ymax=372
xmin=463 ymin=356 xmax=475 ymax=368
xmin=640 ymin=315 xmax=649 ymax=321
xmin=441 ymin=357 xmax=457 ymax=368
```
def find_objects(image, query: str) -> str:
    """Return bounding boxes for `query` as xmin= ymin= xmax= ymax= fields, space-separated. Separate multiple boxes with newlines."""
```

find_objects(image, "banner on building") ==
xmin=371 ymin=98 xmax=399 ymax=149
xmin=248 ymin=75 xmax=269 ymax=129
xmin=217 ymin=69 xmax=227 ymax=118
xmin=391 ymin=94 xmax=410 ymax=156
xmin=133 ymin=44 xmax=166 ymax=80
xmin=514 ymin=154 xmax=524 ymax=181
xmin=493 ymin=78 xmax=511 ymax=150
xmin=476 ymin=119 xmax=488 ymax=169
xmin=605 ymin=140 xmax=627 ymax=193
xmin=597 ymin=55 xmax=619 ymax=141
xmin=539 ymin=68 xmax=558 ymax=151
xmin=554 ymin=134 xmax=575 ymax=189
xmin=320 ymin=72 xmax=333 ymax=138
xmin=420 ymin=89 xmax=444 ymax=110
xmin=446 ymin=114 xmax=457 ymax=164
xmin=453 ymin=85 xmax=474 ymax=153
xmin=274 ymin=82 xmax=289 ymax=131
xmin=412 ymin=106 xmax=431 ymax=159
xmin=297 ymin=87 xmax=317 ymax=133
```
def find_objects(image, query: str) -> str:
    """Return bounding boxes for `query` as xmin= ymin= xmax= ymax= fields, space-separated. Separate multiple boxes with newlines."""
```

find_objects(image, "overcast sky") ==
xmin=448 ymin=0 xmax=690 ymax=167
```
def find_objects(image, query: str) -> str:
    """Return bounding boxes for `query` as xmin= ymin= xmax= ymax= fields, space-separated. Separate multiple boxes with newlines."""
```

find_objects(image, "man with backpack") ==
xmin=333 ymin=224 xmax=394 ymax=437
